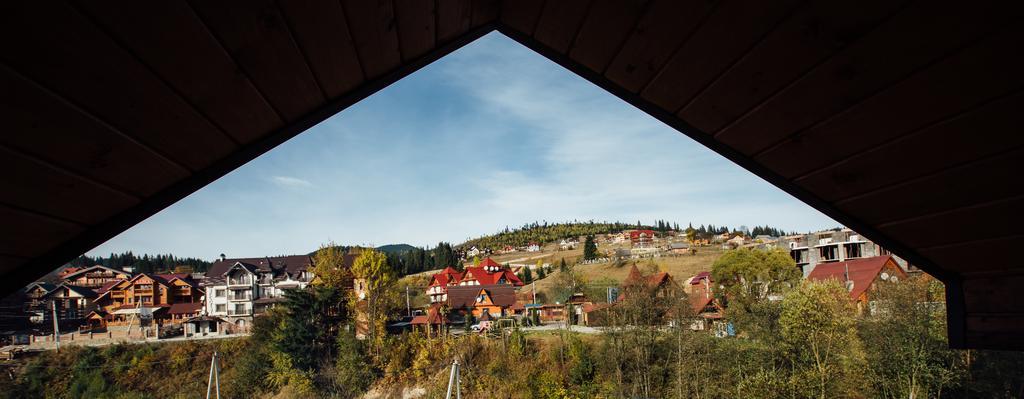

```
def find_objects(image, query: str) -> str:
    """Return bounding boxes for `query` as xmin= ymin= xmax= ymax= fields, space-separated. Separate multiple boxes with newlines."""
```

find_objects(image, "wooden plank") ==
xmin=0 ymin=66 xmax=189 ymax=197
xmin=500 ymin=0 xmax=546 ymax=35
xmin=394 ymin=0 xmax=436 ymax=61
xmin=470 ymin=0 xmax=500 ymax=28
xmin=795 ymin=93 xmax=1024 ymax=203
xmin=641 ymin=0 xmax=801 ymax=111
xmin=835 ymin=148 xmax=1024 ymax=227
xmin=716 ymin=1 xmax=1018 ymax=156
xmin=0 ymin=147 xmax=138 ymax=225
xmin=678 ymin=0 xmax=906 ymax=134
xmin=532 ymin=0 xmax=592 ymax=54
xmin=877 ymin=197 xmax=1024 ymax=250
xmin=758 ymin=27 xmax=1024 ymax=179
xmin=191 ymin=0 xmax=325 ymax=122
xmin=568 ymin=0 xmax=648 ymax=73
xmin=279 ymin=0 xmax=366 ymax=98
xmin=922 ymin=236 xmax=1021 ymax=275
xmin=963 ymin=275 xmax=1024 ymax=313
xmin=436 ymin=0 xmax=472 ymax=43
xmin=0 ymin=2 xmax=235 ymax=171
xmin=342 ymin=0 xmax=402 ymax=79
xmin=76 ymin=0 xmax=282 ymax=145
xmin=965 ymin=314 xmax=1024 ymax=350
xmin=604 ymin=0 xmax=717 ymax=94
xmin=0 ymin=206 xmax=84 ymax=258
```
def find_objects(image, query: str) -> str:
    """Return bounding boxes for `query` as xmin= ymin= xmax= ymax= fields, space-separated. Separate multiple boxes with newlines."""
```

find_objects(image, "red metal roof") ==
xmin=807 ymin=255 xmax=906 ymax=300
xmin=167 ymin=302 xmax=203 ymax=315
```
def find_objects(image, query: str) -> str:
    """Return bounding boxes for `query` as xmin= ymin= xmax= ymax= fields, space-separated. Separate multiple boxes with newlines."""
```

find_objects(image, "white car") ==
xmin=470 ymin=324 xmax=482 ymax=332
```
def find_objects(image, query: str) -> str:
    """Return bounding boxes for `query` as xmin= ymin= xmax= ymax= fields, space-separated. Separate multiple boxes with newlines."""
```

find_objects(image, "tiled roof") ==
xmin=807 ymin=255 xmax=905 ymax=300
xmin=690 ymin=271 xmax=711 ymax=284
xmin=430 ymin=266 xmax=464 ymax=286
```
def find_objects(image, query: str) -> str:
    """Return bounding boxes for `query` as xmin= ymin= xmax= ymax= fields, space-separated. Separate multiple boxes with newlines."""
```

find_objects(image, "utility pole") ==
xmin=532 ymin=282 xmax=536 ymax=304
xmin=406 ymin=286 xmax=411 ymax=317
xmin=444 ymin=359 xmax=461 ymax=399
xmin=51 ymin=300 xmax=60 ymax=352
xmin=206 ymin=351 xmax=221 ymax=399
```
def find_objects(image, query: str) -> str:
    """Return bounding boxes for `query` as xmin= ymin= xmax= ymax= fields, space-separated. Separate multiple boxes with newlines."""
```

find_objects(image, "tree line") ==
xmin=66 ymin=252 xmax=212 ymax=274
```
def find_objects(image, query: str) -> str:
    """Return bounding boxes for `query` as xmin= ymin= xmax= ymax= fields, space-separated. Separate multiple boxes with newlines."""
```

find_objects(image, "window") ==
xmin=234 ymin=304 xmax=246 ymax=315
xmin=215 ymin=289 xmax=225 ymax=297
xmin=215 ymin=304 xmax=226 ymax=313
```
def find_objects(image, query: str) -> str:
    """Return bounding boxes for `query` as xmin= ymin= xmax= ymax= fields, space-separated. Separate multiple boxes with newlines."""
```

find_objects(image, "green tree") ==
xmin=711 ymin=248 xmax=800 ymax=337
xmin=311 ymin=243 xmax=353 ymax=289
xmin=331 ymin=325 xmax=373 ymax=398
xmin=860 ymin=276 xmax=963 ymax=398
xmin=583 ymin=235 xmax=598 ymax=260
xmin=780 ymin=281 xmax=865 ymax=399
xmin=351 ymin=249 xmax=398 ymax=360
xmin=537 ymin=265 xmax=547 ymax=279
xmin=521 ymin=265 xmax=534 ymax=283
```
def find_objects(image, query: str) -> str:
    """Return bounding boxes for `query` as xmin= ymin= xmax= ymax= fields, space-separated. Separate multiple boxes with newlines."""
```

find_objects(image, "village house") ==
xmin=446 ymin=284 xmax=517 ymax=320
xmin=630 ymin=230 xmax=656 ymax=248
xmin=85 ymin=273 xmax=203 ymax=331
xmin=22 ymin=282 xmax=56 ymax=324
xmin=780 ymin=229 xmax=904 ymax=276
xmin=807 ymin=255 xmax=907 ymax=313
xmin=425 ymin=257 xmax=524 ymax=304
xmin=59 ymin=265 xmax=132 ymax=289
xmin=39 ymin=284 xmax=97 ymax=329
xmin=465 ymin=246 xmax=482 ymax=258
xmin=526 ymin=242 xmax=541 ymax=252
xmin=667 ymin=242 xmax=691 ymax=255
xmin=686 ymin=271 xmax=727 ymax=333
xmin=202 ymin=255 xmax=328 ymax=331
xmin=559 ymin=238 xmax=579 ymax=250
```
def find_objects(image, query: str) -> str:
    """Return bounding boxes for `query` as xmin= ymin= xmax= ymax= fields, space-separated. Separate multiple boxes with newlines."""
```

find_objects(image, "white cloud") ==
xmin=270 ymin=175 xmax=313 ymax=188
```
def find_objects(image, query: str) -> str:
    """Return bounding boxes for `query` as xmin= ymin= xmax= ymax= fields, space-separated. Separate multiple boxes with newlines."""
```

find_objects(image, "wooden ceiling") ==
xmin=1 ymin=0 xmax=1021 ymax=349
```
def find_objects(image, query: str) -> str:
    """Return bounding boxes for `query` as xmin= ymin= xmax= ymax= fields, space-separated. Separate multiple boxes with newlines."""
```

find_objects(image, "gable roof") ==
xmin=95 ymin=279 xmax=123 ymax=294
xmin=60 ymin=264 xmax=129 ymax=280
xmin=26 ymin=281 xmax=57 ymax=293
xmin=446 ymin=285 xmax=516 ymax=309
xmin=42 ymin=283 xmax=97 ymax=299
xmin=807 ymin=256 xmax=906 ymax=300
xmin=429 ymin=266 xmax=464 ymax=286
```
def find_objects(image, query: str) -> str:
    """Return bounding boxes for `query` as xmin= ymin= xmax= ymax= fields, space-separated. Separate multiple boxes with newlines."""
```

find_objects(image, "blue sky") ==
xmin=87 ymin=33 xmax=837 ymax=260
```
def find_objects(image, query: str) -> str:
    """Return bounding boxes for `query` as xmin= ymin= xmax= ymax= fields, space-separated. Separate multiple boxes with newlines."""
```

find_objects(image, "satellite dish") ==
xmin=845 ymin=281 xmax=855 ymax=292
xmin=890 ymin=276 xmax=898 ymax=283
xmin=880 ymin=272 xmax=890 ymax=281
xmin=358 ymin=292 xmax=366 ymax=300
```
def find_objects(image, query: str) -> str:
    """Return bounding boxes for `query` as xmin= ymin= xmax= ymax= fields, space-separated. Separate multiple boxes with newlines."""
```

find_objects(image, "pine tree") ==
xmin=583 ymin=235 xmax=598 ymax=261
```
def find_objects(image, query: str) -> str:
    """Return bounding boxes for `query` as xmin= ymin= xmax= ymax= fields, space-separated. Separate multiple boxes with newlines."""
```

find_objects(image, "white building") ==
xmin=201 ymin=255 xmax=322 ymax=331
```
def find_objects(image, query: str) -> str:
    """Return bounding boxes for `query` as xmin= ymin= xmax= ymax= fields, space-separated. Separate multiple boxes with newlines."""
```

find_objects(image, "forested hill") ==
xmin=457 ymin=221 xmax=669 ymax=250
xmin=68 ymin=252 xmax=212 ymax=274
xmin=458 ymin=221 xmax=801 ymax=250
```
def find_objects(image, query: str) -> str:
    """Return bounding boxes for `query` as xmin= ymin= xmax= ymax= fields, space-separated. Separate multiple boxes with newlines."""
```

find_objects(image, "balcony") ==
xmin=228 ymin=294 xmax=251 ymax=302
xmin=227 ymin=278 xmax=251 ymax=287
xmin=227 ymin=309 xmax=250 ymax=316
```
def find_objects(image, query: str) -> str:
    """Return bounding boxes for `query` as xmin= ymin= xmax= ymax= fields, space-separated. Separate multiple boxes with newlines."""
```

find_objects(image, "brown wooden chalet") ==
xmin=3 ymin=1 xmax=1022 ymax=350
xmin=59 ymin=265 xmax=131 ymax=289
xmin=445 ymin=284 xmax=517 ymax=320
xmin=86 ymin=273 xmax=203 ymax=330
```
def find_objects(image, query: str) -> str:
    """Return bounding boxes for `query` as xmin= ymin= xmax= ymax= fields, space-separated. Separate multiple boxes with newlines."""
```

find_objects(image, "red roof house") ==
xmin=807 ymin=255 xmax=907 ymax=309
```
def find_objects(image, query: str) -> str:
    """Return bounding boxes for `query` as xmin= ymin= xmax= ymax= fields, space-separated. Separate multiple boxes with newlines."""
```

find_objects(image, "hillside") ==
xmin=457 ymin=221 xmax=672 ymax=250
xmin=375 ymin=243 xmax=417 ymax=254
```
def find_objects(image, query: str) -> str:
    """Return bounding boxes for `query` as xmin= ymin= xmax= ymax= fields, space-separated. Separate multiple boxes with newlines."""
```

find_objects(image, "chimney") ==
xmin=220 ymin=253 xmax=226 ymax=262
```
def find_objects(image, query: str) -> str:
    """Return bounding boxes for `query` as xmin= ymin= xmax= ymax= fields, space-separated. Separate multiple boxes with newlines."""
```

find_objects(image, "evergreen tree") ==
xmin=583 ymin=235 xmax=598 ymax=261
